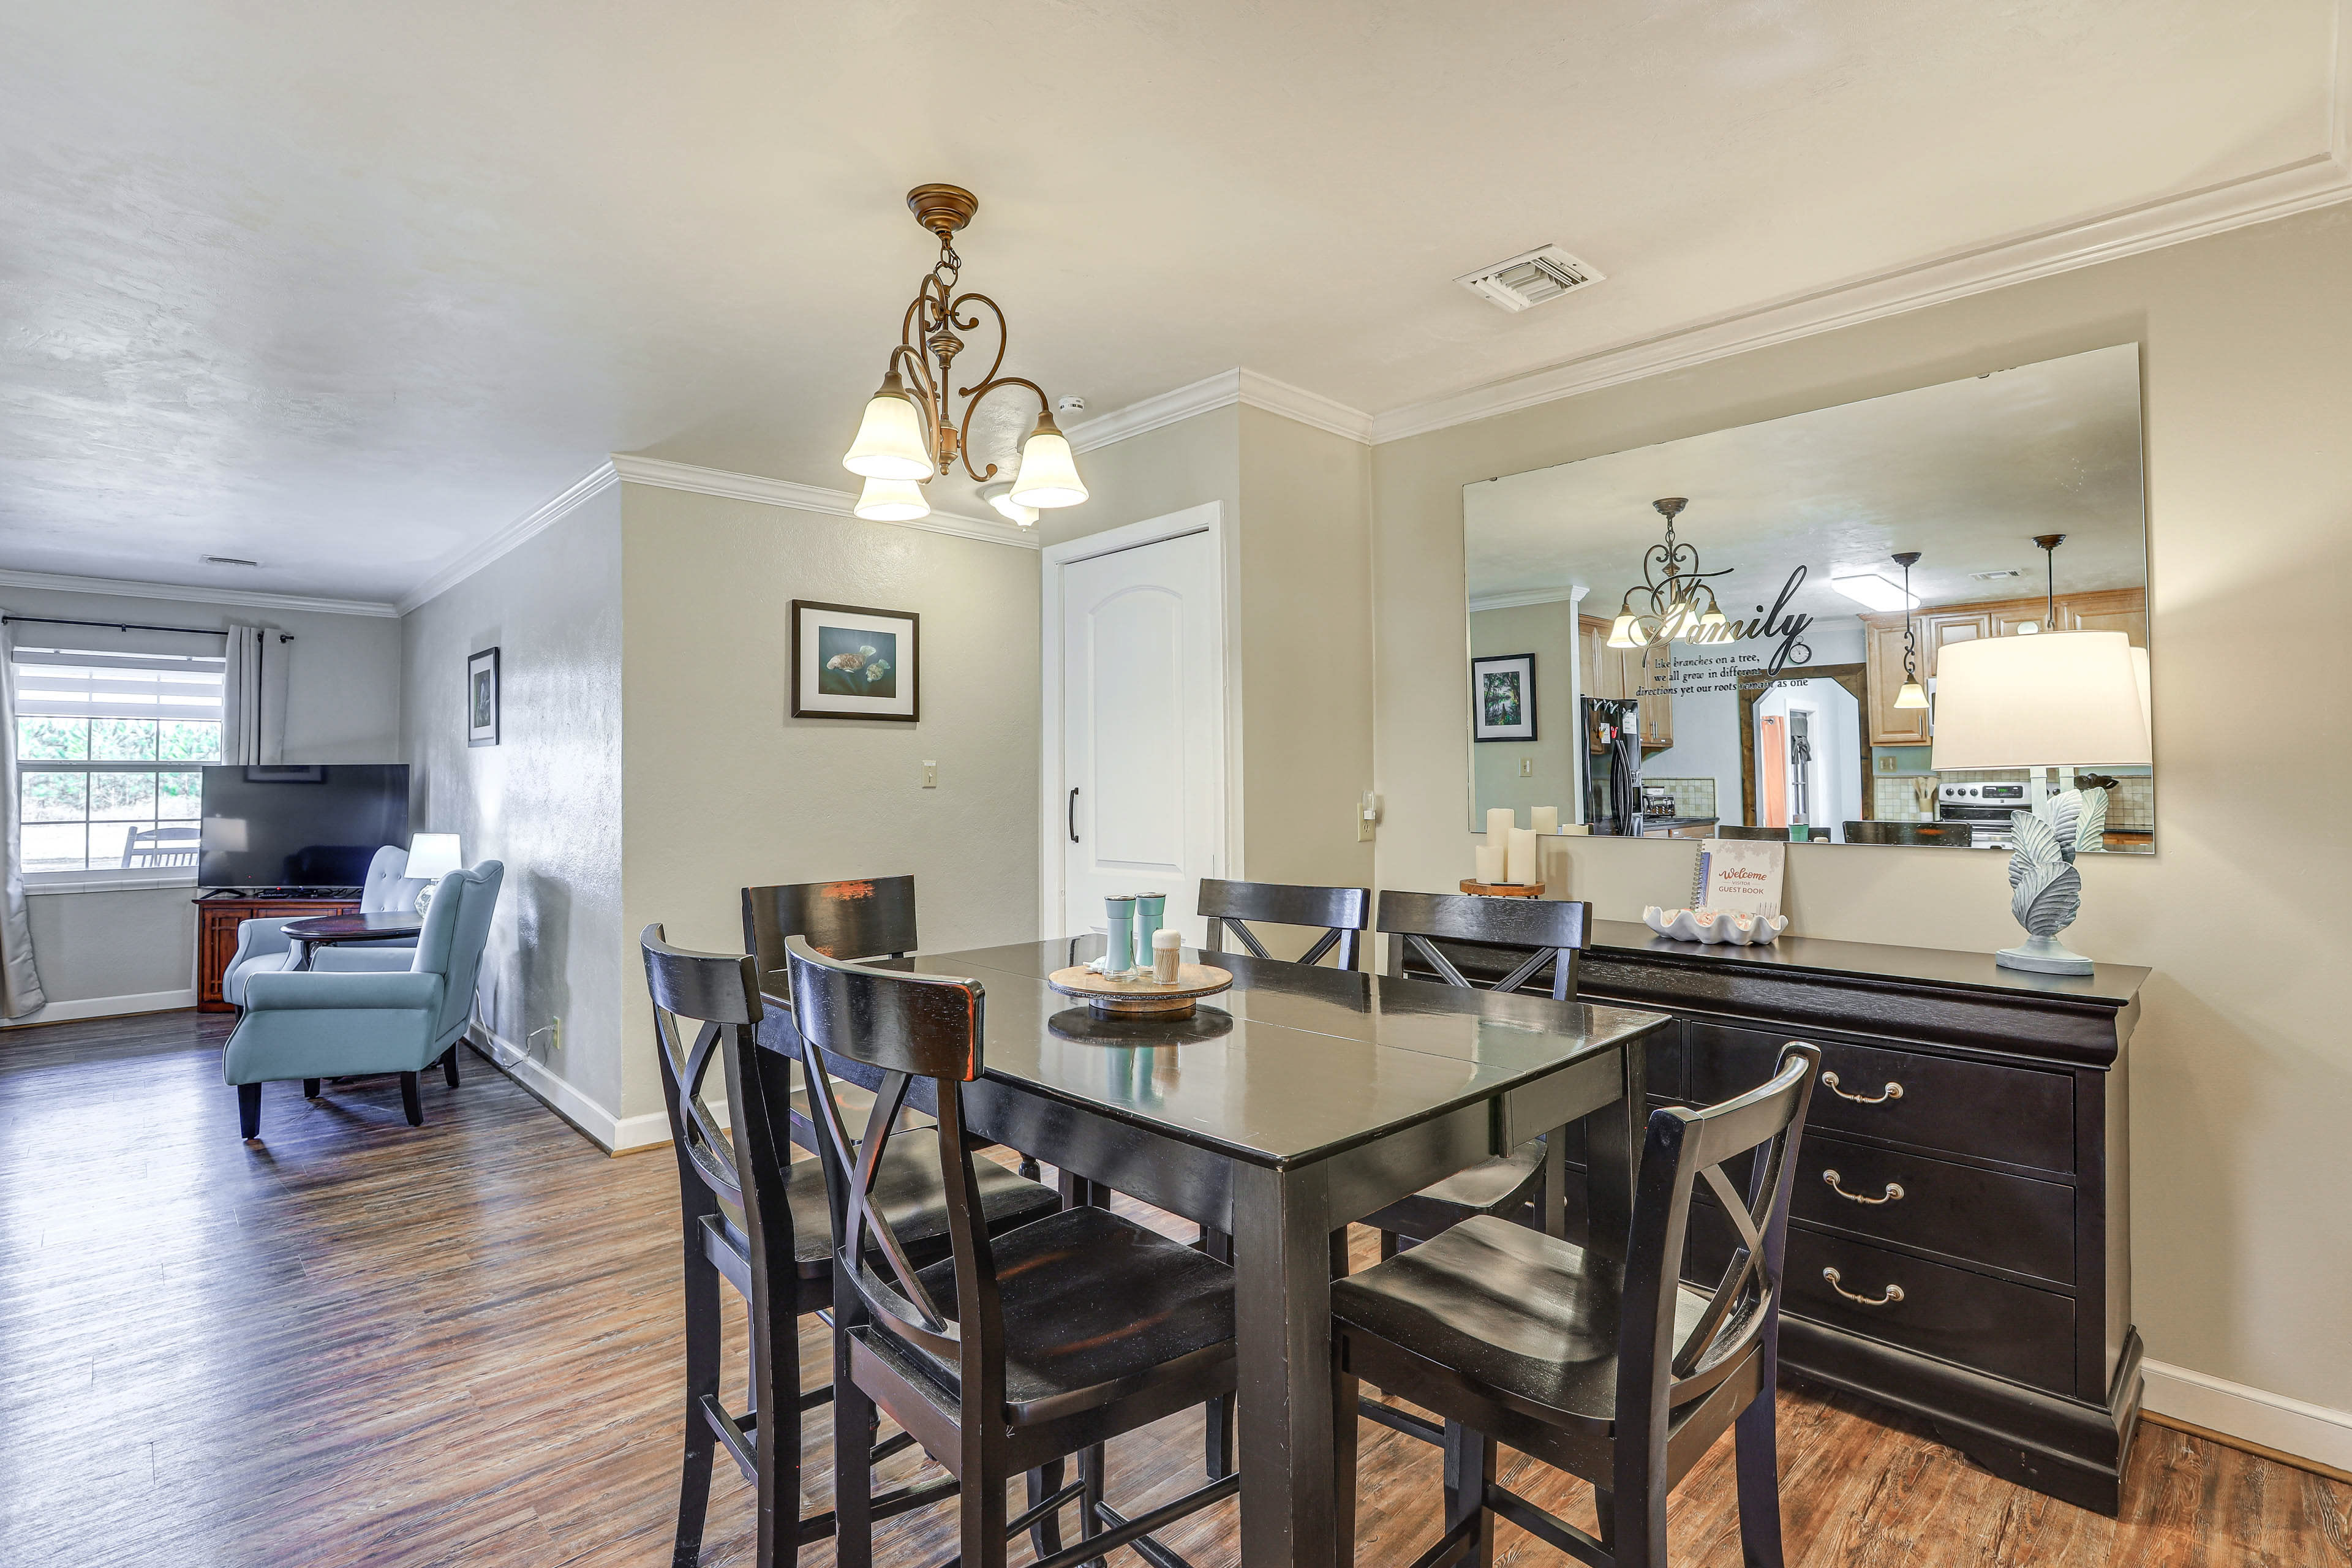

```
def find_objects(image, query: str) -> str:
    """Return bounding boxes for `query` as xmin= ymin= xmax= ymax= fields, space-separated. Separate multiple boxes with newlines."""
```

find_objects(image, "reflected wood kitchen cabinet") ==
xmin=1861 ymin=589 xmax=2142 ymax=745
xmin=1576 ymin=615 xmax=1672 ymax=749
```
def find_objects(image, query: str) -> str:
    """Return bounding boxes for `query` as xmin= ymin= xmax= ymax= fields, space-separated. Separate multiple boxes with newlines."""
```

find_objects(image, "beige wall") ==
xmin=1371 ymin=203 xmax=2352 ymax=1410
xmin=617 ymin=483 xmax=1044 ymax=1121
xmin=401 ymin=489 xmax=627 ymax=1125
xmin=1468 ymin=600 xmax=1582 ymax=827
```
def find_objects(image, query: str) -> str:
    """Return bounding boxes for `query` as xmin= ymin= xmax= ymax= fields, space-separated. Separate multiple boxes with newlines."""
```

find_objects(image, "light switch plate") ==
xmin=922 ymin=761 xmax=938 ymax=788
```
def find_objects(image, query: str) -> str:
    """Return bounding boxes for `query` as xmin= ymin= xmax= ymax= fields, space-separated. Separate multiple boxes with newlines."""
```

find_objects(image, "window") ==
xmin=13 ymin=647 xmax=224 ymax=877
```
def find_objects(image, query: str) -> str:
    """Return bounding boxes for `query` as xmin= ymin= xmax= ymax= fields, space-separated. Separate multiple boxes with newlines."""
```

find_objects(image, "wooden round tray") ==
xmin=1460 ymin=879 xmax=1544 ymax=899
xmin=1046 ymin=963 xmax=1234 ymax=1019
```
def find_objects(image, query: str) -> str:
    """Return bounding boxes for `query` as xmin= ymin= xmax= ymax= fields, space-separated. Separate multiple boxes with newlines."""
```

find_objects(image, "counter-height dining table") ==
xmin=756 ymin=936 xmax=1673 ymax=1568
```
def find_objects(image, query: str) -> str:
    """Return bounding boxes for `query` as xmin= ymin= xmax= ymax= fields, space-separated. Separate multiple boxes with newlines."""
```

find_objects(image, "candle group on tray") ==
xmin=1478 ymin=805 xmax=1564 ymax=886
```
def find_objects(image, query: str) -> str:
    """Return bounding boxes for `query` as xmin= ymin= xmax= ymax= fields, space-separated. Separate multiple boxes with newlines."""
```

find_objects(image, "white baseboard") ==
xmin=475 ymin=1028 xmax=672 ymax=1153
xmin=2 ymin=987 xmax=197 ymax=1027
xmin=2143 ymin=1358 xmax=2352 ymax=1475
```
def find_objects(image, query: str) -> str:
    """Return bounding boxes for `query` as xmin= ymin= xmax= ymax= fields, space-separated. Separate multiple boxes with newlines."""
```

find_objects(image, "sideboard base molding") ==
xmin=1782 ymin=1319 xmax=2145 ymax=1516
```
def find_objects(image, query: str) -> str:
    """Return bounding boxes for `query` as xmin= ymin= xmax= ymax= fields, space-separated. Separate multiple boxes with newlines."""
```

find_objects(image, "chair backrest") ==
xmin=1616 ymin=1043 xmax=1820 ymax=1438
xmin=361 ymin=843 xmax=431 ymax=911
xmin=410 ymin=861 xmax=503 ymax=1043
xmin=121 ymin=826 xmax=199 ymax=867
xmin=1199 ymin=878 xmax=1370 ymax=970
xmin=784 ymin=935 xmax=1003 ymax=1404
xmin=639 ymin=924 xmax=762 ymax=1256
xmin=1840 ymin=820 xmax=1971 ymax=847
xmin=1714 ymin=825 xmax=1791 ymax=842
xmin=742 ymin=876 xmax=918 ymax=1000
xmin=1376 ymin=890 xmax=1593 ymax=1001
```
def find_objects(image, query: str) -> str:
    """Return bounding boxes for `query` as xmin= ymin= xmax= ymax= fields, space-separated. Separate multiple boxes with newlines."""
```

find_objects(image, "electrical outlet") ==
xmin=922 ymin=760 xmax=938 ymax=789
xmin=1520 ymin=756 xmax=1534 ymax=777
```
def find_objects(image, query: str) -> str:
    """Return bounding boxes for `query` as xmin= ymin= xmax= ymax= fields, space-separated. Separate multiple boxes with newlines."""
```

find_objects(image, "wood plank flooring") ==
xmin=2 ymin=1009 xmax=2344 ymax=1567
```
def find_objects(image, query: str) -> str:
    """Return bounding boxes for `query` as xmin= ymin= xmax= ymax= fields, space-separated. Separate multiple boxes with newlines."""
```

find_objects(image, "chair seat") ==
xmin=1332 ymin=1214 xmax=1717 ymax=1428
xmin=875 ymin=1204 xmax=1237 ymax=1425
xmin=716 ymin=1147 xmax=1058 ymax=1279
xmin=1360 ymin=1136 xmax=1547 ymax=1240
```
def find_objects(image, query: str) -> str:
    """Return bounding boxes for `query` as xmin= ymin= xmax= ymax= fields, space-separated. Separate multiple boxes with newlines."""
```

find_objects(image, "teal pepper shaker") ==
xmin=1102 ymin=895 xmax=1136 ymax=973
xmin=1133 ymin=892 xmax=1166 ymax=968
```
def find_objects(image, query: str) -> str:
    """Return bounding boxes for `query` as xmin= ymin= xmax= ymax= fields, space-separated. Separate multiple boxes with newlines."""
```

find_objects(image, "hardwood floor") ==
xmin=2 ymin=1009 xmax=2344 ymax=1567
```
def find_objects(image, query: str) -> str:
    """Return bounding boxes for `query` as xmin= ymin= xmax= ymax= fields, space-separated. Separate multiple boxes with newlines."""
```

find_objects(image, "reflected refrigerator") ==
xmin=1582 ymin=696 xmax=1645 ymax=835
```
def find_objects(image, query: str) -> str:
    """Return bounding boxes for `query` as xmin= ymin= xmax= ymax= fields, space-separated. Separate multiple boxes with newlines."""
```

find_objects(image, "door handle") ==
xmin=1068 ymin=787 xmax=1080 ymax=843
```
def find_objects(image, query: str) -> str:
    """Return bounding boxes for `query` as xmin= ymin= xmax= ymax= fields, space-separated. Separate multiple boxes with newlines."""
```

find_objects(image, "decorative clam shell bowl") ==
xmin=1643 ymin=906 xmax=1789 ymax=946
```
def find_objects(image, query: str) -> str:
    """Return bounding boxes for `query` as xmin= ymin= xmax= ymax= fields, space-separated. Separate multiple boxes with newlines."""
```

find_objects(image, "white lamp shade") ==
xmin=843 ymin=390 xmax=933 ymax=480
xmin=1008 ymin=427 xmax=1088 ymax=508
xmin=1929 ymin=631 xmax=2152 ymax=770
xmin=1606 ymin=612 xmax=1640 ymax=649
xmin=853 ymin=476 xmax=932 ymax=522
xmin=406 ymin=832 xmax=464 ymax=880
xmin=1893 ymin=680 xmax=1929 ymax=710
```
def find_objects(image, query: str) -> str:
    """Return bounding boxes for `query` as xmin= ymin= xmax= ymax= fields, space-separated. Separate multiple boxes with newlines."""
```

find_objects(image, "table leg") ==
xmin=1232 ymin=1159 xmax=1337 ymax=1568
xmin=1581 ymin=1040 xmax=1647 ymax=1284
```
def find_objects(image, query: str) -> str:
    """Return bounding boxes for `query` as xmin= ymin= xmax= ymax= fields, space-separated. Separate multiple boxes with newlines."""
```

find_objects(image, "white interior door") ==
xmin=1058 ymin=527 xmax=1222 ymax=941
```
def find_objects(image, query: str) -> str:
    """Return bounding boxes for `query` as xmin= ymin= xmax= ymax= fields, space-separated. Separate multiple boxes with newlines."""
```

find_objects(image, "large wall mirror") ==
xmin=1464 ymin=343 xmax=2153 ymax=854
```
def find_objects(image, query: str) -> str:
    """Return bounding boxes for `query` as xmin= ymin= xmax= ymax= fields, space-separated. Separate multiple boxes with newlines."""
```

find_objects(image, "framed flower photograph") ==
xmin=791 ymin=600 xmax=920 ymax=722
xmin=467 ymin=647 xmax=500 ymax=747
xmin=1471 ymin=652 xmax=1536 ymax=742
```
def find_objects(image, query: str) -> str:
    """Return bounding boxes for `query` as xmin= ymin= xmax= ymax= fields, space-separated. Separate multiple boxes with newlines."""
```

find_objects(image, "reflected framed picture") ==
xmin=791 ymin=600 xmax=920 ymax=722
xmin=467 ymin=647 xmax=500 ymax=747
xmin=1471 ymin=652 xmax=1536 ymax=742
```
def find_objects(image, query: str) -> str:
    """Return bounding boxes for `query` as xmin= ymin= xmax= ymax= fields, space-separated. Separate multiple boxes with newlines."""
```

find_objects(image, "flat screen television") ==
xmin=198 ymin=764 xmax=412 ymax=889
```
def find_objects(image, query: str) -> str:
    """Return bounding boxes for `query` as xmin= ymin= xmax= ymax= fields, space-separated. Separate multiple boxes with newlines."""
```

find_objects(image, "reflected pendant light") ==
xmin=1609 ymin=497 xmax=1735 ymax=649
xmin=842 ymin=184 xmax=1088 ymax=523
xmin=1892 ymin=551 xmax=1929 ymax=709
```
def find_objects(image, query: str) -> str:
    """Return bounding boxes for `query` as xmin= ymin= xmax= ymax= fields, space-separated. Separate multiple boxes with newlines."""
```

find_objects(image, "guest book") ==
xmin=1689 ymin=838 xmax=1785 ymax=917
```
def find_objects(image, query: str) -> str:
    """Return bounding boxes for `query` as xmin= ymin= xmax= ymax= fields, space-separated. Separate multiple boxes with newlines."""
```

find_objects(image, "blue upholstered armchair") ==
xmin=219 ymin=845 xmax=431 ymax=1006
xmin=224 ymin=861 xmax=503 ymax=1139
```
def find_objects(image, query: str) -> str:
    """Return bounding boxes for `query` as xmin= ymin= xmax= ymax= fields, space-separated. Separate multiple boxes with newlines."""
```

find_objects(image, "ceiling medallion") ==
xmin=841 ymin=184 xmax=1087 ymax=527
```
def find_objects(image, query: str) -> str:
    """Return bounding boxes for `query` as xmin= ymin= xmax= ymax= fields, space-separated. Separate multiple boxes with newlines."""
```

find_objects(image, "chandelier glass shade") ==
xmin=840 ymin=184 xmax=1088 ymax=518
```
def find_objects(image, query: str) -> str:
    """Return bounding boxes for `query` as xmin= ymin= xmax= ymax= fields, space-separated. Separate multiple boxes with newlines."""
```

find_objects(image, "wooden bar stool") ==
xmin=1199 ymin=876 xmax=1372 ymax=970
xmin=786 ymin=934 xmax=1243 ymax=1568
xmin=641 ymin=924 xmax=1061 ymax=1568
xmin=1331 ymin=1043 xmax=1822 ymax=1568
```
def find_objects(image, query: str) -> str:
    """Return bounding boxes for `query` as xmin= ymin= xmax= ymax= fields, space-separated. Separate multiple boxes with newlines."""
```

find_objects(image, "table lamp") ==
xmin=1930 ymin=631 xmax=2150 ymax=974
xmin=405 ymin=833 xmax=465 ymax=916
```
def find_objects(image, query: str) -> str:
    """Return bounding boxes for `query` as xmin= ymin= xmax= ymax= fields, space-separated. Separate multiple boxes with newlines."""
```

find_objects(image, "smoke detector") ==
xmin=1457 ymin=245 xmax=1605 ymax=312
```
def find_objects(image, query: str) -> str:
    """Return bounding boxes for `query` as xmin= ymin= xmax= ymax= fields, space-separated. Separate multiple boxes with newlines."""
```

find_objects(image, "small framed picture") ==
xmin=1471 ymin=653 xmax=1537 ymax=742
xmin=467 ymin=647 xmax=500 ymax=747
xmin=791 ymin=601 xmax=919 ymax=722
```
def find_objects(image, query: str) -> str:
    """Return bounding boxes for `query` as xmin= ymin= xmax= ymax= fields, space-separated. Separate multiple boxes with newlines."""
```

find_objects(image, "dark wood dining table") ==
xmin=757 ymin=936 xmax=1671 ymax=1568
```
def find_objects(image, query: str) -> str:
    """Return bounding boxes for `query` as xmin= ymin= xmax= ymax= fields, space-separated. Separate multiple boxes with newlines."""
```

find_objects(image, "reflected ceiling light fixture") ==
xmin=1891 ymin=551 xmax=1929 ymax=710
xmin=1827 ymin=567 xmax=1918 ymax=613
xmin=2032 ymin=533 xmax=2067 ymax=631
xmin=842 ymin=183 xmax=1089 ymax=522
xmin=1607 ymin=498 xmax=1733 ymax=648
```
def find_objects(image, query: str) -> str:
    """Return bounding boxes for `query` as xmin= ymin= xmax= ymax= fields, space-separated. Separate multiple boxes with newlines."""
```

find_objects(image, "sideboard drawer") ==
xmin=1790 ymin=1133 xmax=2076 ymax=1286
xmin=1689 ymin=1022 xmax=2075 ymax=1172
xmin=1782 ymin=1231 xmax=2076 ymax=1393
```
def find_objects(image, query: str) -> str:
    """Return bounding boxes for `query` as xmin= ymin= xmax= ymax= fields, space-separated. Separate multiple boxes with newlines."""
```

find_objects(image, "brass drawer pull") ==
xmin=1822 ymin=1267 xmax=1904 ymax=1306
xmin=1823 ymin=1169 xmax=1904 ymax=1205
xmin=1820 ymin=1070 xmax=1902 ymax=1104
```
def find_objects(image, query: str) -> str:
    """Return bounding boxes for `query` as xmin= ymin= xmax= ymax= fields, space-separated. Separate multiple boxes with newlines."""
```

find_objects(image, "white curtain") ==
xmin=0 ymin=619 xmax=49 ymax=1019
xmin=222 ymin=624 xmax=288 ymax=765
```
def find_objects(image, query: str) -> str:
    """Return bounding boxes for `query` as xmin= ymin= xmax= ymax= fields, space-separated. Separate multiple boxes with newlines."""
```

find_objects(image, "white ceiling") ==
xmin=1464 ymin=344 xmax=2147 ymax=619
xmin=0 ymin=1 xmax=2340 ymax=606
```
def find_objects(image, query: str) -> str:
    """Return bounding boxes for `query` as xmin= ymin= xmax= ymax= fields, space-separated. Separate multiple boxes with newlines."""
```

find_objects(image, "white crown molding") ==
xmin=1065 ymin=368 xmax=1376 ymax=453
xmin=1367 ymin=153 xmax=2352 ymax=444
xmin=1468 ymin=586 xmax=1584 ymax=612
xmin=396 ymin=461 xmax=621 ymax=614
xmin=609 ymin=454 xmax=1041 ymax=551
xmin=0 ymin=567 xmax=399 ymax=618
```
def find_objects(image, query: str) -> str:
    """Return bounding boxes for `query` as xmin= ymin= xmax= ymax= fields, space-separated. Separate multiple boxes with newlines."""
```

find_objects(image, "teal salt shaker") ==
xmin=1133 ymin=893 xmax=1167 ymax=965
xmin=1102 ymin=895 xmax=1137 ymax=973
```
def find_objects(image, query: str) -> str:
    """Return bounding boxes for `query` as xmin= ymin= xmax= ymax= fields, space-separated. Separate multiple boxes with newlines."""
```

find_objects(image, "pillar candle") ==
xmin=1485 ymin=807 xmax=1515 ymax=848
xmin=1474 ymin=844 xmax=1505 ymax=885
xmin=1529 ymin=805 xmax=1559 ymax=835
xmin=1506 ymin=827 xmax=1538 ymax=886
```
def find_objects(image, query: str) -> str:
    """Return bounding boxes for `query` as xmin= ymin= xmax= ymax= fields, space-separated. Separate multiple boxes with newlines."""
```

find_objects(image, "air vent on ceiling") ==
xmin=1457 ymin=245 xmax=1605 ymax=312
xmin=203 ymin=555 xmax=260 ymax=568
xmin=1969 ymin=568 xmax=2024 ymax=582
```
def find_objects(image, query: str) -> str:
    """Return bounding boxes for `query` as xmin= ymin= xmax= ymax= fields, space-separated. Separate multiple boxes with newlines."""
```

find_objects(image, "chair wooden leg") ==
xmin=960 ymin=1469 xmax=1009 ymax=1568
xmin=1442 ymin=1420 xmax=1496 ymax=1568
xmin=674 ymin=1245 xmax=722 ymax=1567
xmin=302 ymin=1079 xmax=321 ymax=1099
xmin=238 ymin=1083 xmax=262 ymax=1140
xmin=1334 ymin=1366 xmax=1362 ymax=1559
xmin=1025 ymin=1459 xmax=1066 ymax=1560
xmin=832 ymin=1331 xmax=876 ymax=1568
xmin=748 ymin=1272 xmax=798 ymax=1566
xmin=441 ymin=1044 xmax=461 ymax=1088
xmin=399 ymin=1071 xmax=423 ymax=1126
xmin=1593 ymin=1486 xmax=1616 ymax=1549
xmin=1379 ymin=1229 xmax=1401 ymax=1263
xmin=1076 ymin=1442 xmax=1107 ymax=1568
xmin=1734 ymin=1386 xmax=1785 ymax=1568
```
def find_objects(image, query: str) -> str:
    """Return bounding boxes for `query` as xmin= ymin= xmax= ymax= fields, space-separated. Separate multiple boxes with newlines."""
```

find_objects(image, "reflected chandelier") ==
xmin=840 ymin=184 xmax=1088 ymax=527
xmin=1606 ymin=498 xmax=1733 ymax=649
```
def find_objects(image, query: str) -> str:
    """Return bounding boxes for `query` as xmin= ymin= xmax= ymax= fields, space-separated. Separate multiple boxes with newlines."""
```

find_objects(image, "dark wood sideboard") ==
xmin=193 ymin=895 xmax=358 ymax=1011
xmin=1409 ymin=919 xmax=2146 ymax=1516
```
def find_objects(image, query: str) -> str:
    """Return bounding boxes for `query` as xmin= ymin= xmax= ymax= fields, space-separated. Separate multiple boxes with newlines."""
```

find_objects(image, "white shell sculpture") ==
xmin=1643 ymin=906 xmax=1789 ymax=946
